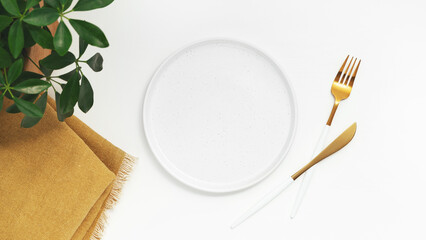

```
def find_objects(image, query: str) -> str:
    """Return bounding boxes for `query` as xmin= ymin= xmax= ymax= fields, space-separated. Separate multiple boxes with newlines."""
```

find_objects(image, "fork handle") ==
xmin=290 ymin=125 xmax=330 ymax=218
xmin=327 ymin=101 xmax=340 ymax=125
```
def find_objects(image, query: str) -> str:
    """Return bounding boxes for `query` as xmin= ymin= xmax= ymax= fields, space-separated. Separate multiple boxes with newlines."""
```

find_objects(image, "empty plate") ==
xmin=144 ymin=39 xmax=297 ymax=193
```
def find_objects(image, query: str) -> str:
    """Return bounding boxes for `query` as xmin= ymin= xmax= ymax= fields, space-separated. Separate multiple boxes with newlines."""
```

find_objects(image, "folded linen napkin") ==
xmin=0 ymin=24 xmax=135 ymax=240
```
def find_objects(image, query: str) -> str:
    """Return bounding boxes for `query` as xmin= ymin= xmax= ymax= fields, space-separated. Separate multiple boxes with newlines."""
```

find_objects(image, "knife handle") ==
xmin=231 ymin=177 xmax=294 ymax=229
xmin=290 ymin=125 xmax=329 ymax=218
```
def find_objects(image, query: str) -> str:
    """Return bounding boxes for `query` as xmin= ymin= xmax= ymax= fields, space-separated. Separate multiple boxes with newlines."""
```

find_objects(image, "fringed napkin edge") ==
xmin=90 ymin=153 xmax=137 ymax=240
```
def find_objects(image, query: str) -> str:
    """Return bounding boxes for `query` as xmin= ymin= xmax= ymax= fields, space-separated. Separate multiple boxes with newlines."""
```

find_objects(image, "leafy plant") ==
xmin=0 ymin=0 xmax=113 ymax=127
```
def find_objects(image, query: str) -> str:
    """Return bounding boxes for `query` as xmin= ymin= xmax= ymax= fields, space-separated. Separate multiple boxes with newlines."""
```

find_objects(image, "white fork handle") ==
xmin=290 ymin=125 xmax=330 ymax=218
xmin=231 ymin=177 xmax=294 ymax=229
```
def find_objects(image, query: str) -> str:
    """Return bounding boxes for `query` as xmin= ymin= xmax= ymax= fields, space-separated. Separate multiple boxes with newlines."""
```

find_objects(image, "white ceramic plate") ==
xmin=144 ymin=39 xmax=297 ymax=193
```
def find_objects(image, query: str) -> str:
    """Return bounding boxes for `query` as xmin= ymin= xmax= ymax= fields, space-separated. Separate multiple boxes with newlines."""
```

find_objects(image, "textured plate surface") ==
xmin=144 ymin=39 xmax=297 ymax=193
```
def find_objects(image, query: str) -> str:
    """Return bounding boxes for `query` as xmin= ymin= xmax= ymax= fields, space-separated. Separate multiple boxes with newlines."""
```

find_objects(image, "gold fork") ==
xmin=290 ymin=56 xmax=361 ymax=218
xmin=327 ymin=56 xmax=361 ymax=125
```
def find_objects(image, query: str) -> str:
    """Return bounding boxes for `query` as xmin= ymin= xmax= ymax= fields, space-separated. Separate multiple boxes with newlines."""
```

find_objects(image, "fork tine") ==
xmin=334 ymin=55 xmax=349 ymax=82
xmin=340 ymin=57 xmax=354 ymax=83
xmin=343 ymin=58 xmax=356 ymax=85
xmin=349 ymin=59 xmax=361 ymax=87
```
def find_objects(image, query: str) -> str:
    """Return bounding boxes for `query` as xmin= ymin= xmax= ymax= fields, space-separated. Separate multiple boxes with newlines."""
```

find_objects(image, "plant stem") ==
xmin=1 ymin=69 xmax=14 ymax=98
xmin=6 ymin=88 xmax=14 ymax=99
xmin=76 ymin=63 xmax=85 ymax=78
xmin=3 ymin=68 xmax=8 ymax=85
xmin=50 ymin=78 xmax=61 ymax=84
xmin=51 ymin=83 xmax=58 ymax=93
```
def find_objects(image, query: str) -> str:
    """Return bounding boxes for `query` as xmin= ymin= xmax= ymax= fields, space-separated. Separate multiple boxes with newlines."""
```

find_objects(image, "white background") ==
xmin=66 ymin=0 xmax=426 ymax=239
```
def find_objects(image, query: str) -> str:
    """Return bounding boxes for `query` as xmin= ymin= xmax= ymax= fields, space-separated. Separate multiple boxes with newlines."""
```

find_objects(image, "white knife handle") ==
xmin=290 ymin=125 xmax=330 ymax=218
xmin=231 ymin=177 xmax=294 ymax=229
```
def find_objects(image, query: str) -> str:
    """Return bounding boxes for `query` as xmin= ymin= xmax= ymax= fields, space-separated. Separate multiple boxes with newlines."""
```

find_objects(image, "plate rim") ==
xmin=143 ymin=38 xmax=298 ymax=193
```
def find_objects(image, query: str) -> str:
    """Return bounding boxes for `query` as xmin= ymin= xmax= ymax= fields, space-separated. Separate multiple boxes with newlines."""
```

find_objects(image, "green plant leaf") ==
xmin=43 ymin=0 xmax=59 ymax=9
xmin=63 ymin=0 xmax=72 ymax=10
xmin=58 ymin=67 xmax=80 ymax=81
xmin=40 ymin=64 xmax=53 ymax=77
xmin=69 ymin=19 xmax=109 ymax=48
xmin=6 ymin=93 xmax=37 ymax=113
xmin=21 ymin=91 xmax=47 ymax=128
xmin=0 ymin=15 xmax=12 ymax=32
xmin=16 ymin=0 xmax=25 ymax=12
xmin=8 ymin=20 xmax=24 ymax=58
xmin=0 ymin=0 xmax=20 ymax=16
xmin=58 ymin=0 xmax=67 ymax=6
xmin=12 ymin=71 xmax=43 ymax=86
xmin=23 ymin=8 xmax=59 ymax=26
xmin=78 ymin=75 xmax=92 ymax=113
xmin=40 ymin=51 xmax=75 ymax=69
xmin=0 ymin=46 xmax=12 ymax=68
xmin=23 ymin=24 xmax=36 ymax=48
xmin=14 ymin=96 xmax=43 ymax=117
xmin=59 ymin=71 xmax=79 ymax=114
xmin=53 ymin=20 xmax=71 ymax=56
xmin=86 ymin=52 xmax=103 ymax=72
xmin=55 ymin=91 xmax=73 ymax=121
xmin=7 ymin=58 xmax=23 ymax=84
xmin=25 ymin=0 xmax=40 ymax=10
xmin=24 ymin=72 xmax=44 ymax=79
xmin=73 ymin=0 xmax=113 ymax=11
xmin=27 ymin=24 xmax=53 ymax=49
xmin=42 ymin=25 xmax=51 ymax=34
xmin=78 ymin=36 xmax=88 ymax=57
xmin=0 ymin=1 xmax=6 ymax=13
xmin=0 ymin=71 xmax=5 ymax=85
xmin=6 ymin=102 xmax=20 ymax=113
xmin=13 ymin=78 xmax=51 ymax=94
